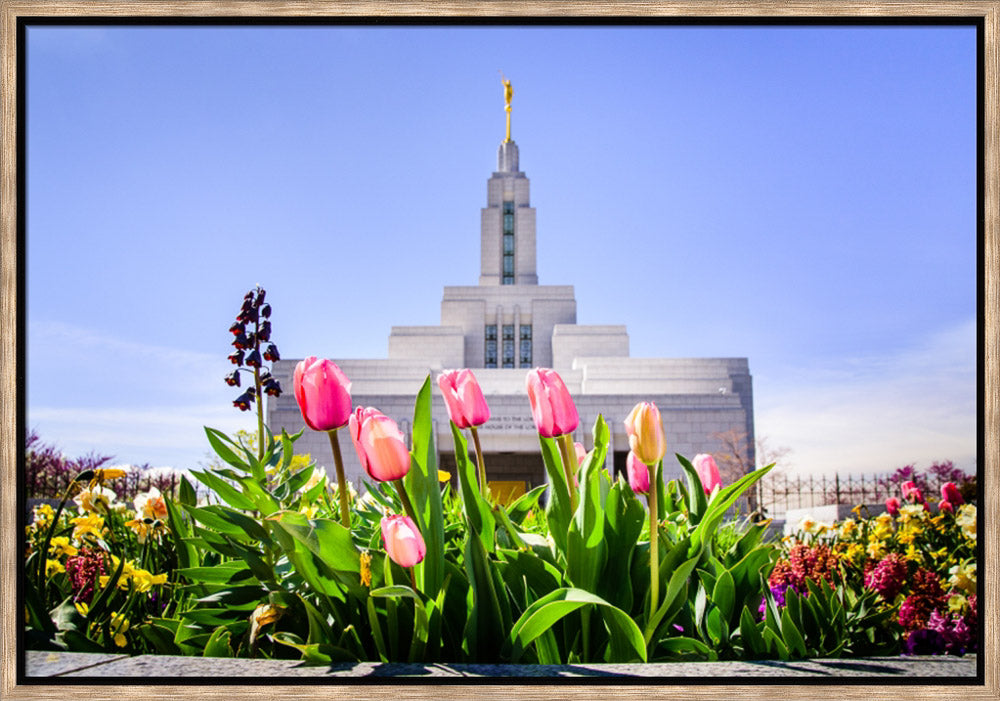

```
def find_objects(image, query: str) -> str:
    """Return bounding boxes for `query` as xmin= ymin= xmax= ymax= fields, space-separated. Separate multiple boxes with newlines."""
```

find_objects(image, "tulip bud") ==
xmin=624 ymin=402 xmax=666 ymax=466
xmin=939 ymin=500 xmax=954 ymax=514
xmin=349 ymin=407 xmax=410 ymax=482
xmin=885 ymin=496 xmax=901 ymax=517
xmin=692 ymin=453 xmax=721 ymax=494
xmin=263 ymin=344 xmax=280 ymax=362
xmin=574 ymin=442 xmax=587 ymax=466
xmin=524 ymin=368 xmax=579 ymax=438
xmin=245 ymin=349 xmax=262 ymax=368
xmin=293 ymin=357 xmax=353 ymax=431
xmin=940 ymin=482 xmax=964 ymax=506
xmin=437 ymin=369 xmax=490 ymax=429
xmin=224 ymin=370 xmax=241 ymax=387
xmin=626 ymin=451 xmax=649 ymax=495
xmin=228 ymin=350 xmax=244 ymax=365
xmin=380 ymin=514 xmax=426 ymax=568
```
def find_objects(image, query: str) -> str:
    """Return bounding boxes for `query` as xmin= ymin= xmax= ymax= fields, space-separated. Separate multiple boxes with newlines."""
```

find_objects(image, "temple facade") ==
xmin=268 ymin=91 xmax=754 ymax=494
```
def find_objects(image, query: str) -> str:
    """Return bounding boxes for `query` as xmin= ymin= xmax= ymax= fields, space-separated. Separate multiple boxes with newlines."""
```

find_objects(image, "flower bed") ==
xmin=23 ymin=286 xmax=977 ymax=666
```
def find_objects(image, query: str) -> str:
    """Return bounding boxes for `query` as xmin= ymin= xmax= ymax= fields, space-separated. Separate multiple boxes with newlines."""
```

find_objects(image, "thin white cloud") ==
xmin=755 ymin=319 xmax=977 ymax=476
xmin=28 ymin=405 xmax=254 ymax=470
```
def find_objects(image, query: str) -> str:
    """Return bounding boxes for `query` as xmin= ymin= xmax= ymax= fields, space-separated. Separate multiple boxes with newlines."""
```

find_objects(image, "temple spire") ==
xmin=502 ymin=75 xmax=513 ymax=143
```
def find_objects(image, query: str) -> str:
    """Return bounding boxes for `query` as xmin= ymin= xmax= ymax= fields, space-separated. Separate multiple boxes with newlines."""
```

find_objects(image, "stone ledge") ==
xmin=24 ymin=651 xmax=979 ymax=680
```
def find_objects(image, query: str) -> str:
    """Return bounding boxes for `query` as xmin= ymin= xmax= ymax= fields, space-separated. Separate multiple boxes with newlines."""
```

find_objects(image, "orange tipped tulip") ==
xmin=624 ymin=402 xmax=666 ymax=466
xmin=349 ymin=407 xmax=410 ymax=482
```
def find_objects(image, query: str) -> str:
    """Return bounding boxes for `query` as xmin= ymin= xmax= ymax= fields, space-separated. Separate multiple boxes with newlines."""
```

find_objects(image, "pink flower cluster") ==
xmin=65 ymin=548 xmax=106 ymax=603
xmin=863 ymin=553 xmax=908 ymax=602
xmin=897 ymin=569 xmax=949 ymax=631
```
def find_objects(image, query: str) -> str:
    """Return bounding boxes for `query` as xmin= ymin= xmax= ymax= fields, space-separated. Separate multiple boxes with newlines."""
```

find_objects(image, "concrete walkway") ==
xmin=23 ymin=650 xmax=979 ymax=679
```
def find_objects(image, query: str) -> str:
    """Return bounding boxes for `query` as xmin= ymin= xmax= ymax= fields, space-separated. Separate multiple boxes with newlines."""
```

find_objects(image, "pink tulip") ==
xmin=900 ymin=480 xmax=922 ymax=503
xmin=525 ymin=368 xmax=579 ymax=438
xmin=939 ymin=500 xmax=955 ymax=514
xmin=293 ymin=357 xmax=352 ymax=431
xmin=624 ymin=402 xmax=666 ymax=466
xmin=437 ymin=369 xmax=491 ymax=429
xmin=693 ymin=453 xmax=721 ymax=495
xmin=349 ymin=407 xmax=410 ymax=482
xmin=380 ymin=514 xmax=426 ymax=568
xmin=940 ymin=482 xmax=964 ymax=506
xmin=626 ymin=451 xmax=649 ymax=495
xmin=885 ymin=496 xmax=901 ymax=517
xmin=574 ymin=442 xmax=587 ymax=466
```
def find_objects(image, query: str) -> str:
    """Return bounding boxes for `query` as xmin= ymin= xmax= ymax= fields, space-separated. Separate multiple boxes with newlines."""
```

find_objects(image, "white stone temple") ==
xmin=268 ymin=93 xmax=754 ymax=495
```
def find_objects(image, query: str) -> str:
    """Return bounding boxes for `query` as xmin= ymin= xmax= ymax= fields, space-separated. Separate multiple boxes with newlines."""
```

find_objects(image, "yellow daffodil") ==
xmin=904 ymin=543 xmax=923 ymax=563
xmin=360 ymin=551 xmax=372 ymax=587
xmin=45 ymin=559 xmax=65 ymax=576
xmin=948 ymin=594 xmax=969 ymax=615
xmin=48 ymin=536 xmax=78 ymax=558
xmin=110 ymin=611 xmax=130 ymax=648
xmin=839 ymin=519 xmax=858 ymax=538
xmin=948 ymin=562 xmax=976 ymax=595
xmin=71 ymin=513 xmax=105 ymax=542
xmin=32 ymin=503 xmax=55 ymax=529
xmin=956 ymin=504 xmax=976 ymax=541
xmin=866 ymin=541 xmax=887 ymax=560
xmin=130 ymin=568 xmax=168 ymax=593
xmin=92 ymin=466 xmax=129 ymax=486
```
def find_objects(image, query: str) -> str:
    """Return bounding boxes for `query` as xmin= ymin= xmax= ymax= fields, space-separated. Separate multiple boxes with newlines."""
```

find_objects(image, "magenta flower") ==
xmin=293 ymin=357 xmax=352 ymax=431
xmin=940 ymin=481 xmax=964 ymax=507
xmin=693 ymin=453 xmax=721 ymax=494
xmin=626 ymin=451 xmax=649 ymax=495
xmin=885 ymin=496 xmax=901 ymax=517
xmin=864 ymin=553 xmax=908 ymax=601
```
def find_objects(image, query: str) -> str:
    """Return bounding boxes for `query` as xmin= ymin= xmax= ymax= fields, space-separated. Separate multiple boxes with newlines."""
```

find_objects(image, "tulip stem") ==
xmin=469 ymin=426 xmax=488 ymax=496
xmin=393 ymin=478 xmax=420 ymax=530
xmin=410 ymin=567 xmax=418 ymax=592
xmin=327 ymin=429 xmax=351 ymax=530
xmin=557 ymin=433 xmax=579 ymax=513
xmin=647 ymin=460 xmax=660 ymax=616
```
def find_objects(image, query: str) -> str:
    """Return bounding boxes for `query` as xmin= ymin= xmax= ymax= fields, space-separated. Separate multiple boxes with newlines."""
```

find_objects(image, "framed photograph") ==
xmin=2 ymin=2 xmax=995 ymax=699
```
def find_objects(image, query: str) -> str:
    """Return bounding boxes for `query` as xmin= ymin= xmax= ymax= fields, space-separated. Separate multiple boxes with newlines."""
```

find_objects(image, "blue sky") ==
xmin=25 ymin=24 xmax=978 ymax=476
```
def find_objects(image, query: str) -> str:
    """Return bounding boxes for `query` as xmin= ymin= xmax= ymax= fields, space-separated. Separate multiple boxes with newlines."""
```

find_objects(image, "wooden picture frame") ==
xmin=2 ymin=2 xmax=996 ymax=698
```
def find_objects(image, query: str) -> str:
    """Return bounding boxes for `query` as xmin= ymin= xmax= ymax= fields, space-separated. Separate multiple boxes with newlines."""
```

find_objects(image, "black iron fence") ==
xmin=755 ymin=470 xmax=970 ymax=518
